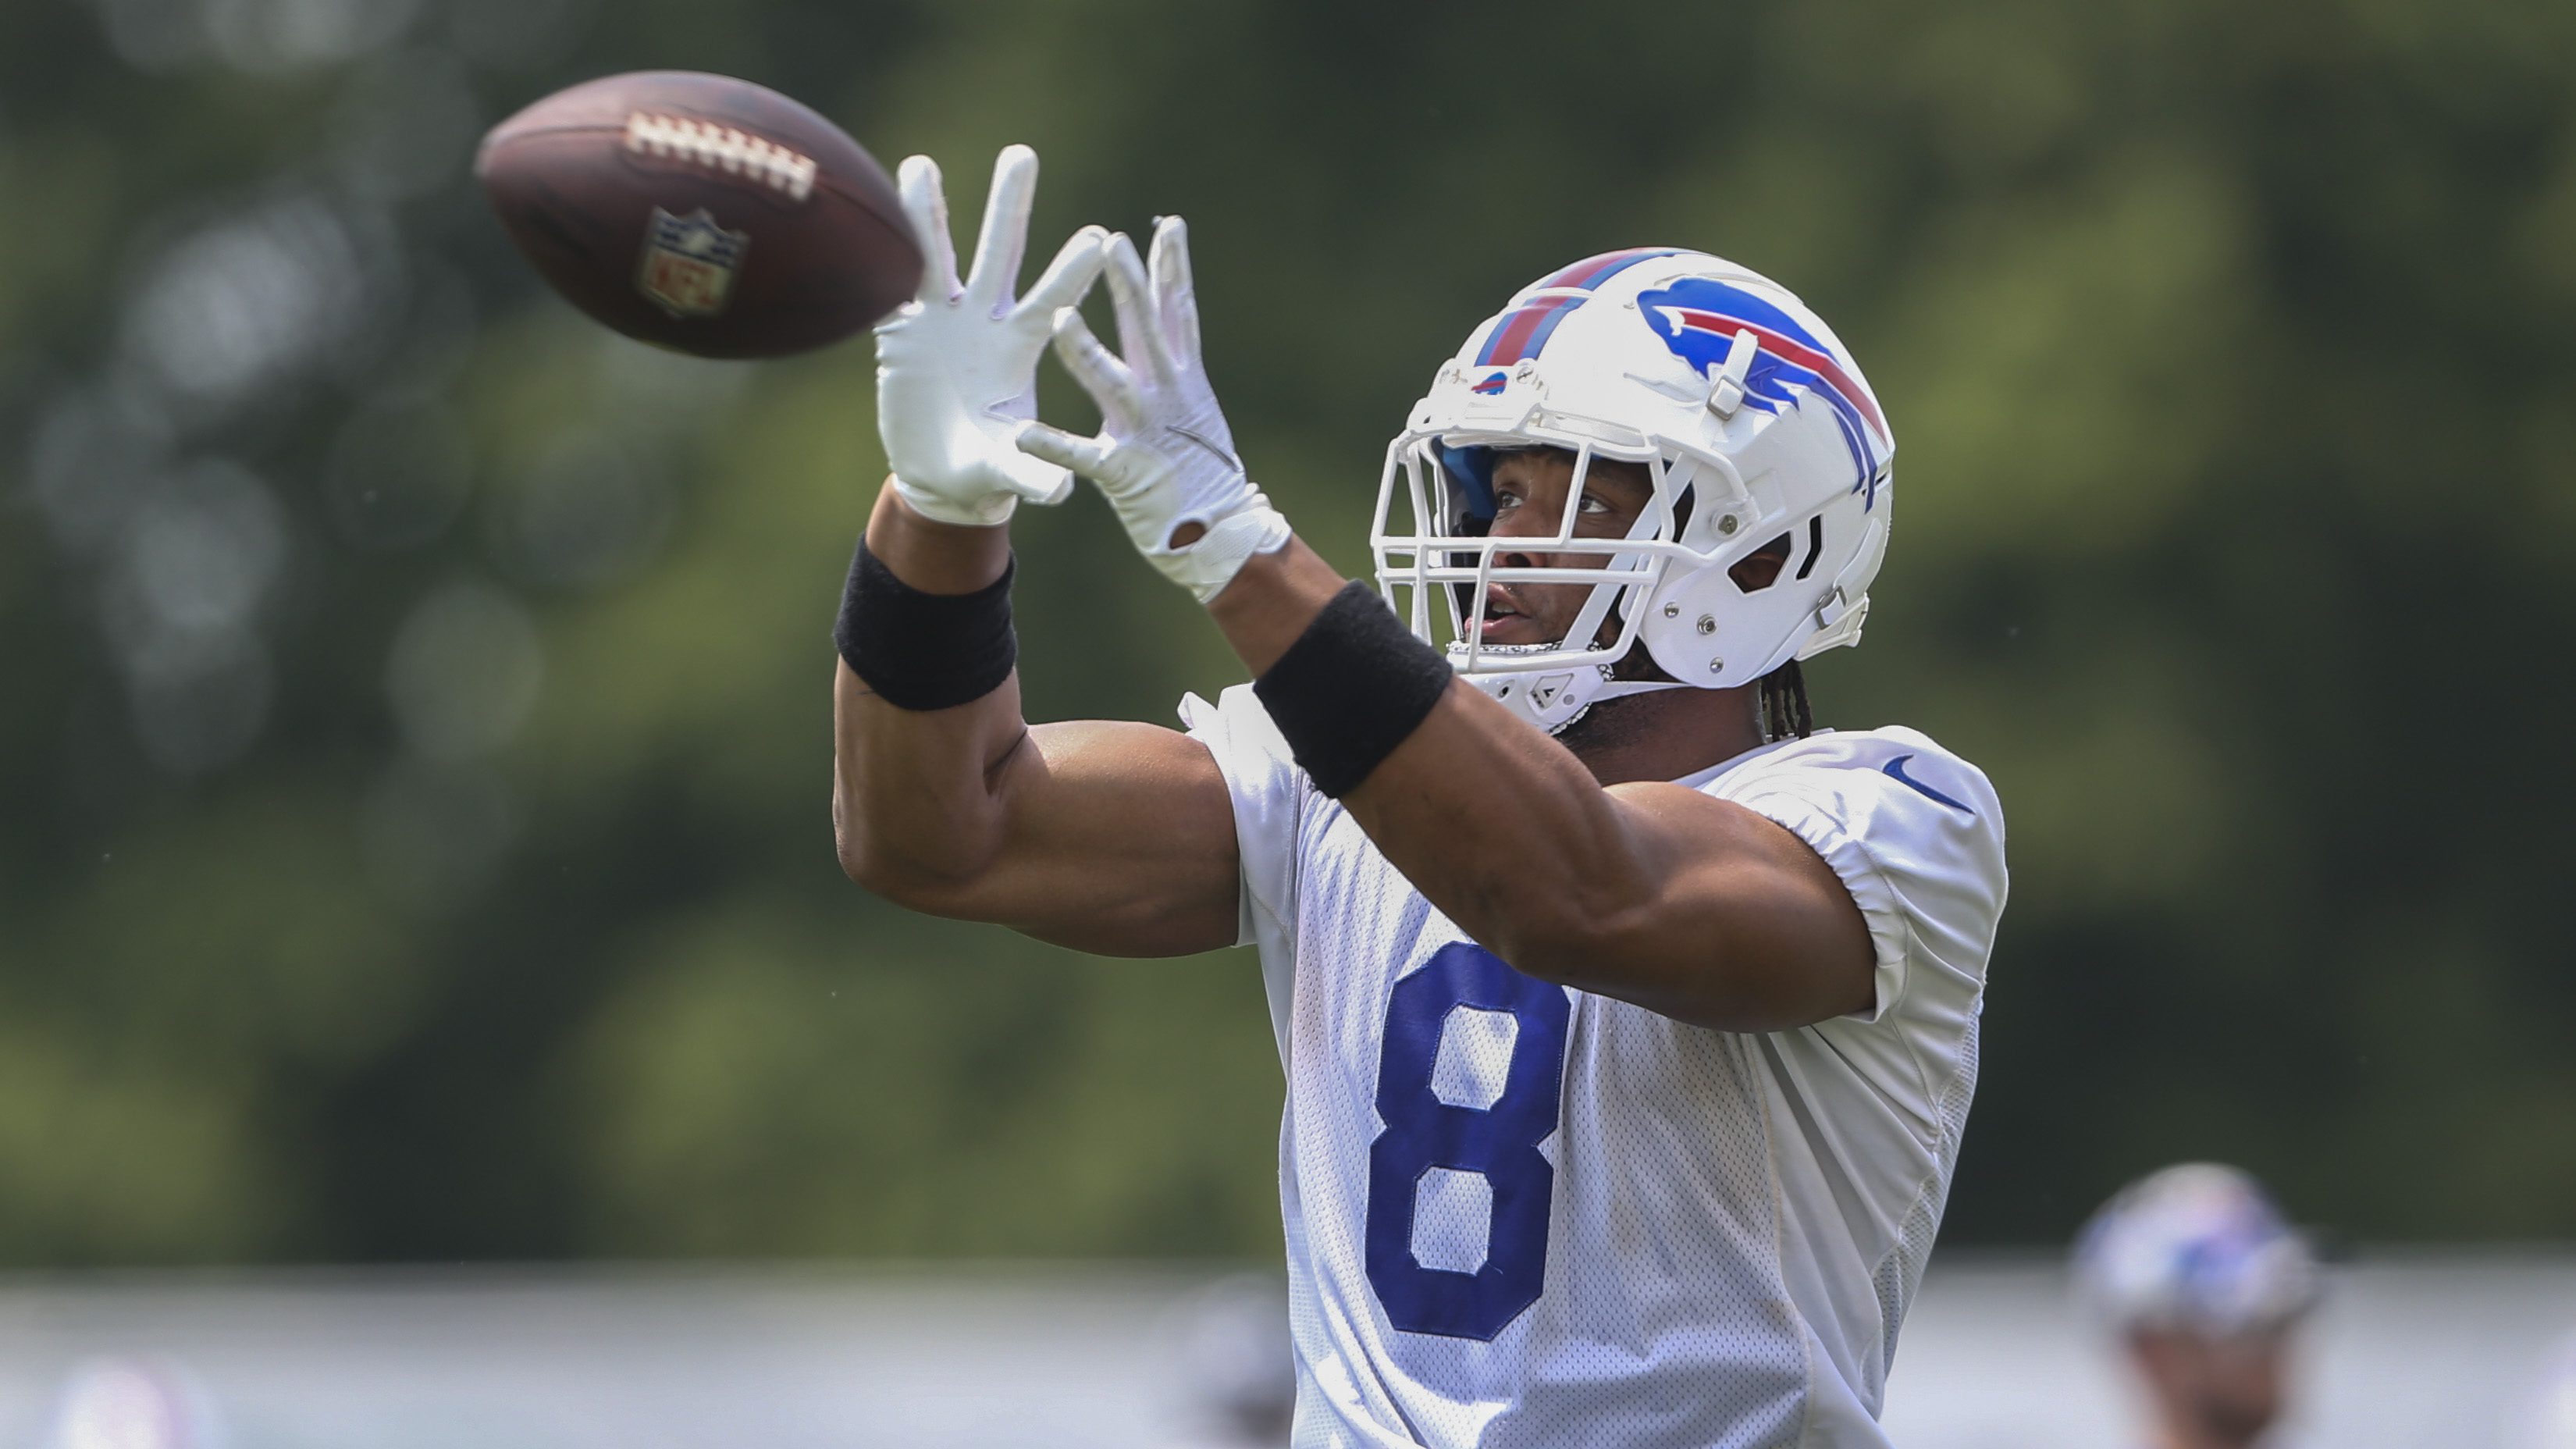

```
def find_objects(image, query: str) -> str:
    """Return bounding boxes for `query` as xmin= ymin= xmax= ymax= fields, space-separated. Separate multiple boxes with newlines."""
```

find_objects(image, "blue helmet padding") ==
xmin=1439 ymin=445 xmax=1497 ymax=520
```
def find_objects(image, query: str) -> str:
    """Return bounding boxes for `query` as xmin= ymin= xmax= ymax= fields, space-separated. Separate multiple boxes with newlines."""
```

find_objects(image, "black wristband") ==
xmin=834 ymin=534 xmax=1017 ymax=711
xmin=1253 ymin=581 xmax=1453 ymax=798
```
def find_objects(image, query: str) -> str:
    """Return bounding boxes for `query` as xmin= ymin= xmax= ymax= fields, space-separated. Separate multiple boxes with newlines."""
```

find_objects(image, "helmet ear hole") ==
xmin=1728 ymin=533 xmax=1795 ymax=594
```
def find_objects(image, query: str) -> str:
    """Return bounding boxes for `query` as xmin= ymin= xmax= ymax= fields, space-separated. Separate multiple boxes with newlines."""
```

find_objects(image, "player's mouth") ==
xmin=1475 ymin=586 xmax=1551 ymax=646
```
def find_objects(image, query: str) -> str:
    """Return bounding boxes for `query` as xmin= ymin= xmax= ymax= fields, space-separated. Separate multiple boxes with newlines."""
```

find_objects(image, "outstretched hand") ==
xmin=873 ymin=145 xmax=1108 ymax=528
xmin=1016 ymin=217 xmax=1291 ymax=602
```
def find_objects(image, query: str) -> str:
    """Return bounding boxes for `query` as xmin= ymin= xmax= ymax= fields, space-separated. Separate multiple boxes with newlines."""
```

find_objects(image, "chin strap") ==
xmin=1536 ymin=678 xmax=1695 ymax=738
xmin=1453 ymin=646 xmax=1693 ymax=735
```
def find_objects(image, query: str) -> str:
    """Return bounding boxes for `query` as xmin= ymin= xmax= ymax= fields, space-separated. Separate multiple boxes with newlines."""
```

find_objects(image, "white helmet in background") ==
xmin=42 ymin=1357 xmax=226 ymax=1449
xmin=2075 ymin=1163 xmax=2322 ymax=1337
xmin=2512 ymin=1332 xmax=2576 ymax=1449
xmin=1370 ymin=247 xmax=1895 ymax=733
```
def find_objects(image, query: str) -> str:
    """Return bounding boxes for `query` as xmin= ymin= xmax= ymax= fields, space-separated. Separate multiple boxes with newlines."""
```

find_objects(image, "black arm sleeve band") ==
xmin=832 ymin=533 xmax=1018 ymax=711
xmin=1252 ymin=580 xmax=1454 ymax=799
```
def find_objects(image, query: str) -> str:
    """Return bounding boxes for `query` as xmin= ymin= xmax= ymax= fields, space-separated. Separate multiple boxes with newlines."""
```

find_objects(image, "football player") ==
xmin=2075 ymin=1164 xmax=2322 ymax=1449
xmin=2513 ymin=1330 xmax=2576 ymax=1449
xmin=834 ymin=145 xmax=2008 ymax=1447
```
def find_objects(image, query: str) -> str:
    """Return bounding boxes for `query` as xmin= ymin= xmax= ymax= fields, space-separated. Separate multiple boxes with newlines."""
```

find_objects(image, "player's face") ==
xmin=2131 ymin=1326 xmax=2296 ymax=1447
xmin=1475 ymin=450 xmax=1655 ymax=648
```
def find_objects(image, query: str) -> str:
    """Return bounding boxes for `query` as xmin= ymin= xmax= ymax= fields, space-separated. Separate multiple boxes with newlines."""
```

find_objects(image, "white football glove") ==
xmin=873 ymin=145 xmax=1109 ymax=527
xmin=1016 ymin=217 xmax=1292 ymax=602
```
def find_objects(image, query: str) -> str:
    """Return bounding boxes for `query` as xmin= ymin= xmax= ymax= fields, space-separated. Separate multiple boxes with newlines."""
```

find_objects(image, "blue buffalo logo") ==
xmin=1636 ymin=278 xmax=1888 ymax=507
xmin=1470 ymin=370 xmax=1509 ymax=396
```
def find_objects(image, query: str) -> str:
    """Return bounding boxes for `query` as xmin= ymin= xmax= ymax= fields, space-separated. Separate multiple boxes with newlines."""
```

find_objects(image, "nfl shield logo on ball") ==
xmin=635 ymin=207 xmax=749 ymax=318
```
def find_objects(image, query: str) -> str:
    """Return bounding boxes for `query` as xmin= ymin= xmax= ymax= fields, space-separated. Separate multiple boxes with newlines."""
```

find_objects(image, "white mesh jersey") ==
xmin=1179 ymin=685 xmax=2008 ymax=1449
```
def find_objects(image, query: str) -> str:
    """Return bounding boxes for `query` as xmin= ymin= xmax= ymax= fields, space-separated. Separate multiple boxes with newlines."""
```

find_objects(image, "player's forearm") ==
xmin=863 ymin=480 xmax=1010 ymax=594
xmin=1207 ymin=545 xmax=1854 ymax=1026
xmin=1354 ymin=708 xmax=1859 ymax=1026
xmin=1208 ymin=544 xmax=1664 ymax=973
xmin=831 ymin=486 xmax=1030 ymax=892
xmin=1345 ymin=689 xmax=1670 ymax=974
xmin=832 ymin=663 xmax=1030 ymax=888
xmin=1348 ymin=712 xmax=1867 ymax=1025
xmin=1202 ymin=537 xmax=1344 ymax=674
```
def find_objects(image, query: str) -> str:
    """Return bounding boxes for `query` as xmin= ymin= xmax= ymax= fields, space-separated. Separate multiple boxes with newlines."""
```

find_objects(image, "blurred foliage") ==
xmin=1 ymin=0 xmax=2572 ymax=1266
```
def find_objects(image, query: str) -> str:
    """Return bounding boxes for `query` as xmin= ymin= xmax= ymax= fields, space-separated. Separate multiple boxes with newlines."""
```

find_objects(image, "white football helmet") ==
xmin=2512 ymin=1331 xmax=2576 ymax=1449
xmin=2075 ymin=1163 xmax=2322 ymax=1337
xmin=1370 ymin=248 xmax=1895 ymax=733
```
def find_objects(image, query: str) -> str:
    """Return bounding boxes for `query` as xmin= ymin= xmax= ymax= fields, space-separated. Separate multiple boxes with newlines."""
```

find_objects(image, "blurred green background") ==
xmin=2 ymin=0 xmax=2571 ymax=1268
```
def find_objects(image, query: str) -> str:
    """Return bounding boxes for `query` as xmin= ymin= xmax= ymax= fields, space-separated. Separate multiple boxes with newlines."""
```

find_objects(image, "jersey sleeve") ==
xmin=1178 ymin=683 xmax=1310 ymax=952
xmin=1701 ymin=728 xmax=2008 ymax=1144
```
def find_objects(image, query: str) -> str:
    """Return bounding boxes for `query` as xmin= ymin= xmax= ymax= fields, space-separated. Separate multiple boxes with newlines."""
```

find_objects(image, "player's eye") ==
xmin=1577 ymin=491 xmax=1614 ymax=515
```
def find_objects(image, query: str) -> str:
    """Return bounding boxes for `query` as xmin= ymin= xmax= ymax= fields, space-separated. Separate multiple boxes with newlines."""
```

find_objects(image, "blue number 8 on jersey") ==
xmin=1364 ymin=942 xmax=1573 ymax=1341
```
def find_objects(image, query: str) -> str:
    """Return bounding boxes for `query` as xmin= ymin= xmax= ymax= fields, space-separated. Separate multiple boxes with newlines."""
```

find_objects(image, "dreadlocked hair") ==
xmin=1757 ymin=659 xmax=1814 ymax=743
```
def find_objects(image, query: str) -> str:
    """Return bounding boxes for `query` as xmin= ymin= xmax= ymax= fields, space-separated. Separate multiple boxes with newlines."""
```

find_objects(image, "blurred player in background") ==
xmin=39 ymin=1357 xmax=224 ymax=1449
xmin=1172 ymin=1274 xmax=1298 ymax=1446
xmin=2510 ymin=1331 xmax=2576 ymax=1449
xmin=834 ymin=145 xmax=2008 ymax=1446
xmin=2076 ymin=1164 xmax=2322 ymax=1449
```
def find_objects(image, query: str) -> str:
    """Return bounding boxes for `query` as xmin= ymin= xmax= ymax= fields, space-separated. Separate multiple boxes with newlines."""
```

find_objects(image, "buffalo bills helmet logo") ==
xmin=1636 ymin=278 xmax=1889 ymax=507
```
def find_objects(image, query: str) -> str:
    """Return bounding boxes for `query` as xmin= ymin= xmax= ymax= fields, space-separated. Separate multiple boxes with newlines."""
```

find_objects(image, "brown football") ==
xmin=475 ymin=71 xmax=921 ymax=359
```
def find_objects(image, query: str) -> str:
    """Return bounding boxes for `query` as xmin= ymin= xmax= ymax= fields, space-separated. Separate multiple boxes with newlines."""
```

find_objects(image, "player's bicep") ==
xmin=1598 ymin=782 xmax=1876 ymax=1031
xmin=971 ymin=719 xmax=1242 ymax=957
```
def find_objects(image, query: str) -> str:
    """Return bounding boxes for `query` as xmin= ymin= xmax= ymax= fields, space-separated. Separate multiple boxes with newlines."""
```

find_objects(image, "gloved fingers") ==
xmin=1148 ymin=215 xmax=1203 ymax=368
xmin=1013 ymin=226 xmax=1112 ymax=329
xmin=994 ymin=449 xmax=1077 ymax=505
xmin=897 ymin=154 xmax=963 ymax=304
xmin=963 ymin=144 xmax=1039 ymax=311
xmin=1049 ymin=307 xmax=1147 ymax=429
xmin=1013 ymin=422 xmax=1118 ymax=482
xmin=1101 ymin=232 xmax=1152 ymax=376
xmin=1101 ymin=231 xmax=1180 ymax=390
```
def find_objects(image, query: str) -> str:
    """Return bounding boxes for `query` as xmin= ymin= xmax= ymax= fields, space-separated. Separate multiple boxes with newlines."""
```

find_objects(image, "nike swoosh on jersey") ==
xmin=1882 ymin=753 xmax=1973 ymax=814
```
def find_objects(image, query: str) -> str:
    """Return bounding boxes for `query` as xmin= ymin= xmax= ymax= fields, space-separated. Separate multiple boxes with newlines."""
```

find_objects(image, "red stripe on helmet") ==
xmin=1667 ymin=308 xmax=1888 ymax=441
